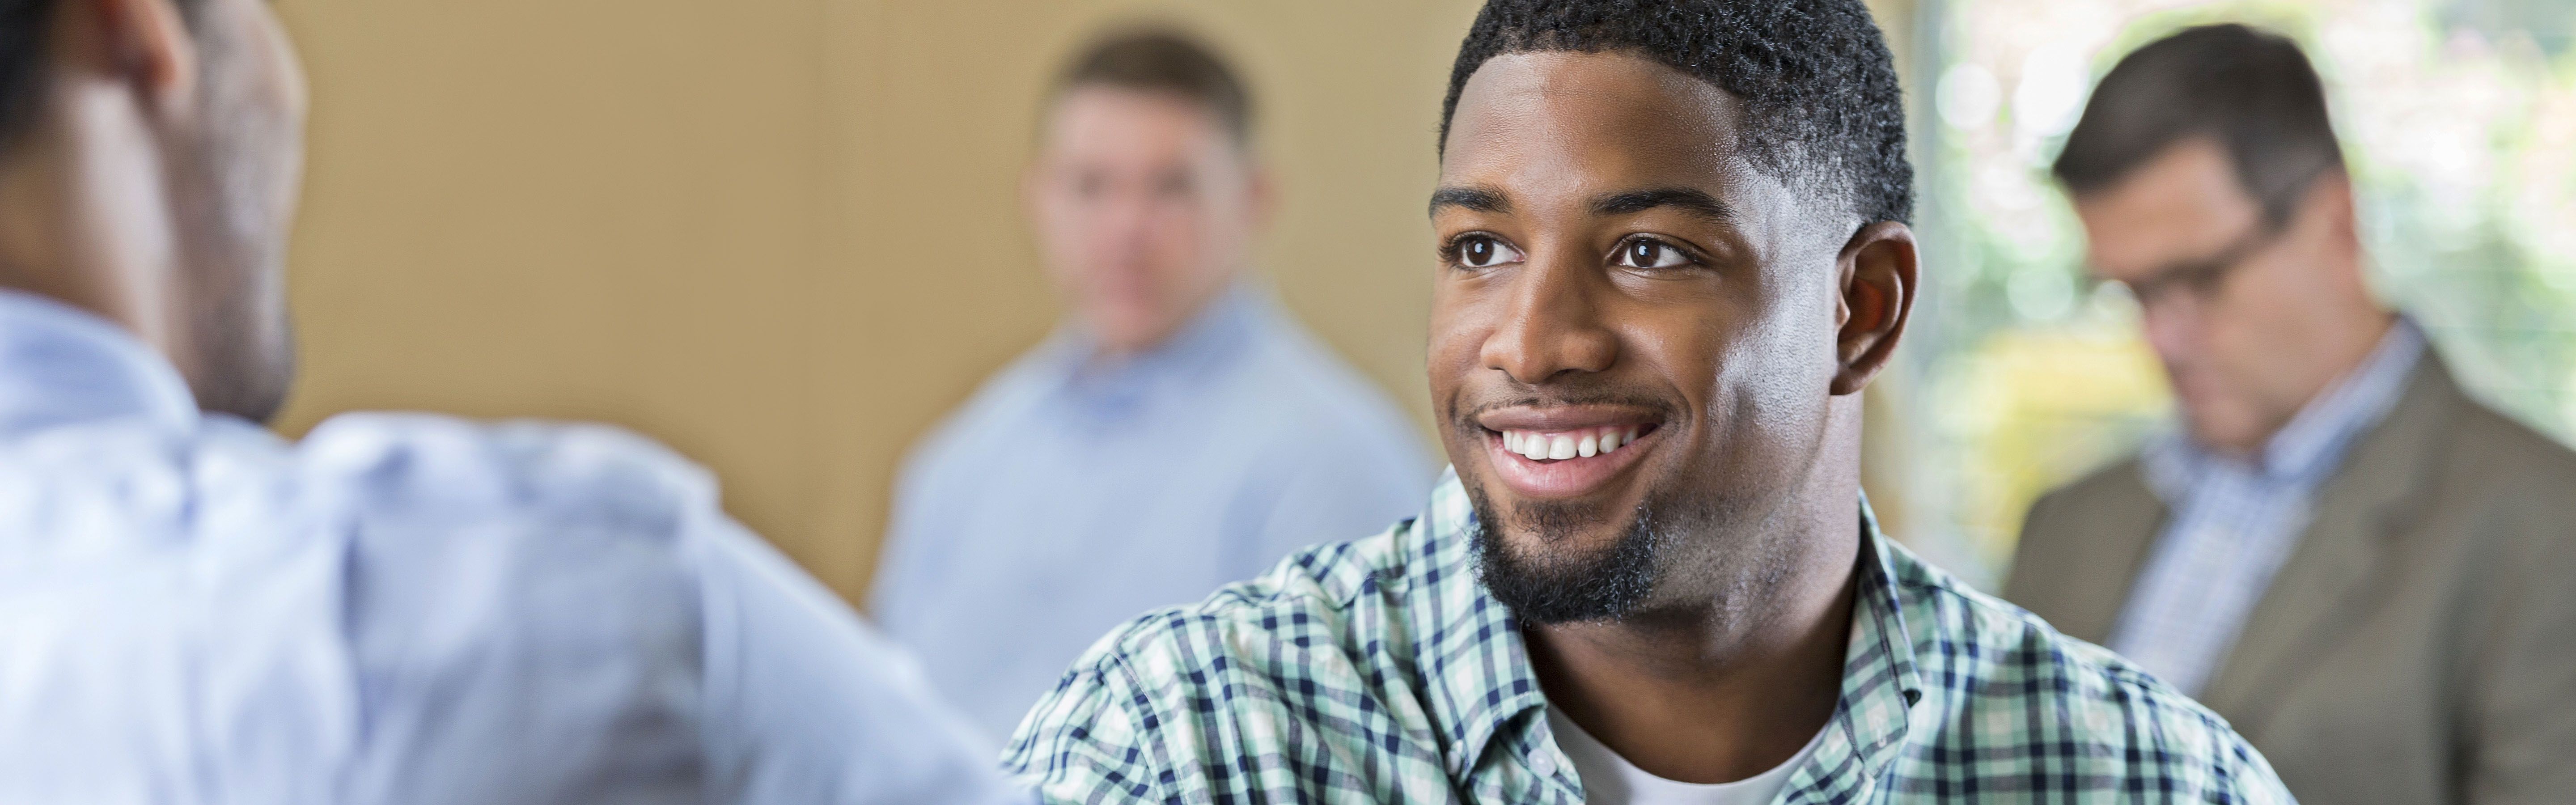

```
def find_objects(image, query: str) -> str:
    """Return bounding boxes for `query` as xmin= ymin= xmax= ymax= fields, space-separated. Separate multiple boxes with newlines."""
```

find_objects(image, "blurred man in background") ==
xmin=869 ymin=26 xmax=1432 ymax=740
xmin=0 ymin=0 xmax=1017 ymax=801
xmin=2006 ymin=24 xmax=2576 ymax=805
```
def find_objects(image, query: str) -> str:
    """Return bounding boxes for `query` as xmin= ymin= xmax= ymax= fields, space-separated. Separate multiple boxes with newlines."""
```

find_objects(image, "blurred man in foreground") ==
xmin=1005 ymin=2 xmax=2291 ymax=802
xmin=2006 ymin=24 xmax=2576 ymax=804
xmin=0 ymin=0 xmax=1018 ymax=801
xmin=869 ymin=26 xmax=1432 ymax=740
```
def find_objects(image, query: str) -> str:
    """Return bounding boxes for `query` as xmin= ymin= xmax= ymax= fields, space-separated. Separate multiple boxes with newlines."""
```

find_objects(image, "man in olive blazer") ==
xmin=2004 ymin=25 xmax=2576 ymax=804
xmin=2013 ymin=353 xmax=2576 ymax=804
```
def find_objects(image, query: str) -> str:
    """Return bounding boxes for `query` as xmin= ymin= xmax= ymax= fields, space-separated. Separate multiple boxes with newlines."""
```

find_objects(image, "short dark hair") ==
xmin=0 ymin=0 xmax=67 ymax=147
xmin=1050 ymin=25 xmax=1253 ymax=148
xmin=0 ymin=0 xmax=204 ymax=149
xmin=2054 ymin=24 xmax=2344 ymax=226
xmin=1438 ymin=0 xmax=1913 ymax=225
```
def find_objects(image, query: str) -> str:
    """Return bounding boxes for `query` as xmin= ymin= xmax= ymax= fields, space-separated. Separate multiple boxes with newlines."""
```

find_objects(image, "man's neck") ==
xmin=1524 ymin=495 xmax=1861 ymax=785
xmin=0 ymin=117 xmax=179 ymax=362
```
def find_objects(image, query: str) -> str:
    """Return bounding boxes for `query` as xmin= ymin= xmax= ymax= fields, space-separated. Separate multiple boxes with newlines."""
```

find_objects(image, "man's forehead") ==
xmin=2077 ymin=139 xmax=2264 ymax=276
xmin=1440 ymin=51 xmax=1752 ymax=202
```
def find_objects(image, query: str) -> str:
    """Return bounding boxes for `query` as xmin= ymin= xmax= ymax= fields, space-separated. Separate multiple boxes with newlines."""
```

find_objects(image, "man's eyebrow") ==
xmin=1428 ymin=186 xmax=1511 ymax=217
xmin=1590 ymin=187 xmax=1736 ymax=224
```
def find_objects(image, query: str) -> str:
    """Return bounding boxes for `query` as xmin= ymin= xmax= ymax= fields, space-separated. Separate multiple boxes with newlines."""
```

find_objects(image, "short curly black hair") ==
xmin=1439 ymin=0 xmax=1913 ymax=225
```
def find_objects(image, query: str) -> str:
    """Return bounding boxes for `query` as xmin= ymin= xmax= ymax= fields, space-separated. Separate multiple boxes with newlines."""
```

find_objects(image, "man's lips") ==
xmin=1473 ymin=406 xmax=1664 ymax=500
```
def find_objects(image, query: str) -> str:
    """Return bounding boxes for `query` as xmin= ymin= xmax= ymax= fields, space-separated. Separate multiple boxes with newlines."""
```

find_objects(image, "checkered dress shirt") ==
xmin=2114 ymin=318 xmax=2425 ymax=695
xmin=1004 ymin=474 xmax=2292 ymax=804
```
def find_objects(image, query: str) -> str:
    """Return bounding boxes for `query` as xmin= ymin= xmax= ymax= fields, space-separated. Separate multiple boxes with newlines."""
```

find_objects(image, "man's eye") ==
xmin=1612 ymin=237 xmax=1693 ymax=269
xmin=1453 ymin=235 xmax=1525 ymax=269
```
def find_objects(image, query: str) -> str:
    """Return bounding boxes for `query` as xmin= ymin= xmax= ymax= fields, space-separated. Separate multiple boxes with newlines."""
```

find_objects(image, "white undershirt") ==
xmin=1545 ymin=706 xmax=1826 ymax=805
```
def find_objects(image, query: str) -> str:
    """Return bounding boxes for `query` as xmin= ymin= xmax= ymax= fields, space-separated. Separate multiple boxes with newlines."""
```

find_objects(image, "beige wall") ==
xmin=273 ymin=0 xmax=1912 ymax=604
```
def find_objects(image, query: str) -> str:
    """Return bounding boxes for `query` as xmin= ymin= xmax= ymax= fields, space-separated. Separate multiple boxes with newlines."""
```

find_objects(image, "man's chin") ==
xmin=1463 ymin=479 xmax=1663 ymax=626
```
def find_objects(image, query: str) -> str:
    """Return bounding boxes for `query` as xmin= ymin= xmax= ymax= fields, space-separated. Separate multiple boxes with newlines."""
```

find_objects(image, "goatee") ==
xmin=1467 ymin=484 xmax=1677 ymax=626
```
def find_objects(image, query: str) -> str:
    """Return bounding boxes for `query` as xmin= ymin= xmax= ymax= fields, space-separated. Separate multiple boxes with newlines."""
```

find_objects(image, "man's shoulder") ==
xmin=2031 ymin=453 xmax=2153 ymax=518
xmin=300 ymin=411 xmax=719 ymax=543
xmin=1891 ymin=553 xmax=2285 ymax=797
xmin=2441 ymin=393 xmax=2576 ymax=494
xmin=1906 ymin=560 xmax=2199 ymax=722
xmin=900 ymin=339 xmax=1073 ymax=467
xmin=1005 ymin=519 xmax=1462 ymax=801
xmin=2005 ymin=452 xmax=2157 ymax=616
xmin=1233 ymin=315 xmax=1418 ymax=436
xmin=1008 ymin=520 xmax=1432 ymax=724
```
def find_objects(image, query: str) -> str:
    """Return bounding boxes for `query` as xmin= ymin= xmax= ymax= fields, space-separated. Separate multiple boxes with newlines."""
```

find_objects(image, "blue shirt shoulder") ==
xmin=0 ymin=289 xmax=1020 ymax=805
xmin=873 ymin=287 xmax=1434 ymax=739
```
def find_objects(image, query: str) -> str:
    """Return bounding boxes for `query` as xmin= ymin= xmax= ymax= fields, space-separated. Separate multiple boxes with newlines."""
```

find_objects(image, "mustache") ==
xmin=1448 ymin=383 xmax=1681 ymax=431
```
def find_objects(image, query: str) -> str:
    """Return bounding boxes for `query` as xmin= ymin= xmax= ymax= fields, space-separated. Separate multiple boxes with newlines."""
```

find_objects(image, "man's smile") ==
xmin=1476 ymin=405 xmax=1666 ymax=500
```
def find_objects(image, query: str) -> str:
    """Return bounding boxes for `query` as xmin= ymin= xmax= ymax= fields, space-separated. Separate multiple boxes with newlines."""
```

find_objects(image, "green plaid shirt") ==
xmin=1005 ymin=472 xmax=2292 ymax=804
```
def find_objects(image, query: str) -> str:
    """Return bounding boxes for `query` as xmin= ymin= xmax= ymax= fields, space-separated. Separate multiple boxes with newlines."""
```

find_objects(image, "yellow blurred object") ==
xmin=1943 ymin=325 xmax=2170 ymax=568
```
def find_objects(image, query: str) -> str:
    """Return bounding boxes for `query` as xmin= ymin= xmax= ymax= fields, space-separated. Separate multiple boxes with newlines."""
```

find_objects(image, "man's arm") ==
xmin=696 ymin=514 xmax=1027 ymax=805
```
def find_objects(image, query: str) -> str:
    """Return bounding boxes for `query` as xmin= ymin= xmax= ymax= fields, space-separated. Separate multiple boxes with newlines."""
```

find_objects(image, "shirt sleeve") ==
xmin=695 ymin=514 xmax=1028 ymax=805
xmin=310 ymin=414 xmax=1025 ymax=805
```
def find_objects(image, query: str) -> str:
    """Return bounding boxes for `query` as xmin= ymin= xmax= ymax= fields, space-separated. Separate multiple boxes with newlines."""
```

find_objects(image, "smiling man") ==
xmin=1005 ymin=2 xmax=2290 ymax=803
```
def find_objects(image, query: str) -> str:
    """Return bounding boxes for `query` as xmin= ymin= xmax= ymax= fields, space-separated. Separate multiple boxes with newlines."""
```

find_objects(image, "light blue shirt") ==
xmin=2112 ymin=317 xmax=2426 ymax=695
xmin=870 ymin=285 xmax=1435 ymax=739
xmin=0 ymin=289 xmax=1024 ymax=805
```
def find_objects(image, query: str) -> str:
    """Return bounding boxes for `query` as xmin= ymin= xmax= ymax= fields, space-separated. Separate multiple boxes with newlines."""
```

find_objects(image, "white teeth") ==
xmin=1502 ymin=427 xmax=1646 ymax=460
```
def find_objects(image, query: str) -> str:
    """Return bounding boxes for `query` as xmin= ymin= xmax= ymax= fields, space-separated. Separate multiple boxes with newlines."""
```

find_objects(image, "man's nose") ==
xmin=2139 ymin=297 xmax=2203 ymax=369
xmin=1480 ymin=255 xmax=1618 ymax=386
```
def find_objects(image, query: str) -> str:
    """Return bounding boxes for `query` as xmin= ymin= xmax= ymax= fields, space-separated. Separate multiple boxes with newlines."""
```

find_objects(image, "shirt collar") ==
xmin=2146 ymin=316 xmax=2425 ymax=496
xmin=1406 ymin=474 xmax=1926 ymax=788
xmin=1824 ymin=495 xmax=1928 ymax=786
xmin=0 ymin=288 xmax=199 ymax=437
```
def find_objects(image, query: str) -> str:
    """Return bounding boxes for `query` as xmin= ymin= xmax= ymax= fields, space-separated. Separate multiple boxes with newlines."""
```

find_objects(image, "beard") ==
xmin=1467 ymin=479 xmax=1731 ymax=626
xmin=1466 ymin=462 xmax=1801 ymax=629
xmin=171 ymin=0 xmax=302 ymax=424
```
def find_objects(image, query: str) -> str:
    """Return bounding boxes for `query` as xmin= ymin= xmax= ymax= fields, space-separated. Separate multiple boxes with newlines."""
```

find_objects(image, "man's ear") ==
xmin=66 ymin=0 xmax=197 ymax=117
xmin=76 ymin=0 xmax=195 ymax=110
xmin=1830 ymin=220 xmax=1918 ymax=396
xmin=1245 ymin=161 xmax=1278 ymax=236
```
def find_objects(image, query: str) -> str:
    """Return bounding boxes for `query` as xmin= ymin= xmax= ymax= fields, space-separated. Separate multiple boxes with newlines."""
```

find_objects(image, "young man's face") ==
xmin=1027 ymin=87 xmax=1262 ymax=356
xmin=1429 ymin=51 xmax=1880 ymax=622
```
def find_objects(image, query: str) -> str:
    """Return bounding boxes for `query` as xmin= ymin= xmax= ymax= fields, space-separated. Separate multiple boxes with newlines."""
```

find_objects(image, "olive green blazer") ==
xmin=2005 ymin=355 xmax=2576 ymax=805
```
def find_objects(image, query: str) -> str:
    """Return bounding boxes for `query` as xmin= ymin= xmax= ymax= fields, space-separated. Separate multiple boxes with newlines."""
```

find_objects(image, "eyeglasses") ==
xmin=2115 ymin=221 xmax=2285 ymax=313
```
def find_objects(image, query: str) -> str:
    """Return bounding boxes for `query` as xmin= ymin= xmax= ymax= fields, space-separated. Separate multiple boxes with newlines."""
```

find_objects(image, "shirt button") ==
xmin=1531 ymin=754 xmax=1559 ymax=778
